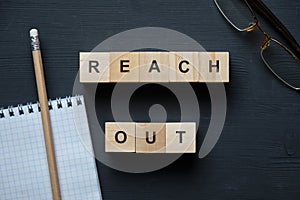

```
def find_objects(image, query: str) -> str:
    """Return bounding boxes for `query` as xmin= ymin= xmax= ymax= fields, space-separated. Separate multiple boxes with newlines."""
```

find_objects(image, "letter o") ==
xmin=115 ymin=131 xmax=127 ymax=143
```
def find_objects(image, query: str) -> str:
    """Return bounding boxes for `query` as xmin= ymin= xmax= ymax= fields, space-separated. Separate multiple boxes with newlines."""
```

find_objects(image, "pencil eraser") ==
xmin=30 ymin=29 xmax=38 ymax=37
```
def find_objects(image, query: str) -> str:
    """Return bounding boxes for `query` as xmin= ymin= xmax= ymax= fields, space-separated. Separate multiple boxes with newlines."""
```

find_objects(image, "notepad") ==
xmin=0 ymin=96 xmax=102 ymax=200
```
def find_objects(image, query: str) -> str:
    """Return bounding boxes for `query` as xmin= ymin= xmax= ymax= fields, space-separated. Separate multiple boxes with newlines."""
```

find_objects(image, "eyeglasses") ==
xmin=214 ymin=0 xmax=300 ymax=91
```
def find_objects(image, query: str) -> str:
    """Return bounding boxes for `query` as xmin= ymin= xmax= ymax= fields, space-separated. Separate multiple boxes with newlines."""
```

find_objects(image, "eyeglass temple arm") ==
xmin=248 ymin=0 xmax=300 ymax=57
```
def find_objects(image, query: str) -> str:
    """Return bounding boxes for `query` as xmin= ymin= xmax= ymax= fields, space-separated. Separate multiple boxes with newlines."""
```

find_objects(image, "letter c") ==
xmin=179 ymin=60 xmax=190 ymax=73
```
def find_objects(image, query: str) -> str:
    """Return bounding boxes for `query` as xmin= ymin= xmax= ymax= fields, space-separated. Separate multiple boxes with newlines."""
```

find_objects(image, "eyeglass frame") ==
xmin=214 ymin=0 xmax=300 ymax=91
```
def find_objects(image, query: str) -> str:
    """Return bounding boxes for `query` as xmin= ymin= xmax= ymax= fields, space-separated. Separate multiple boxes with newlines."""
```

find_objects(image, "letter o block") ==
xmin=105 ymin=122 xmax=136 ymax=152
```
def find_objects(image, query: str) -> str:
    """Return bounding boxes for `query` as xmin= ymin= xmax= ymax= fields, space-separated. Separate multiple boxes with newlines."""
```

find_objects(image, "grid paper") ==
xmin=0 ymin=96 xmax=102 ymax=200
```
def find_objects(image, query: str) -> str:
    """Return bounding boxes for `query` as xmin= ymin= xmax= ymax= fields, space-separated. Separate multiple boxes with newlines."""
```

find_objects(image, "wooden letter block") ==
xmin=169 ymin=52 xmax=199 ymax=82
xmin=198 ymin=52 xmax=229 ymax=82
xmin=105 ymin=122 xmax=136 ymax=152
xmin=166 ymin=123 xmax=196 ymax=153
xmin=136 ymin=123 xmax=166 ymax=153
xmin=110 ymin=52 xmax=139 ymax=82
xmin=139 ymin=52 xmax=169 ymax=82
xmin=80 ymin=52 xmax=110 ymax=82
xmin=80 ymin=52 xmax=229 ymax=83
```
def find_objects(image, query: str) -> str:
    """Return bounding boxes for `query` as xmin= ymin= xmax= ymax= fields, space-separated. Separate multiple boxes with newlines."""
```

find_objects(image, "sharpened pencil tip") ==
xmin=30 ymin=28 xmax=38 ymax=37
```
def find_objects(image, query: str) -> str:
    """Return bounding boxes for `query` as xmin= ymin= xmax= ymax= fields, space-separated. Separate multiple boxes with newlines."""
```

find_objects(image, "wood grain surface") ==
xmin=0 ymin=0 xmax=299 ymax=199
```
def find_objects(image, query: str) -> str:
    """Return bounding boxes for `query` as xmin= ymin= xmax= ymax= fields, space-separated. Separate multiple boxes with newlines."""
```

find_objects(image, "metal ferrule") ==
xmin=30 ymin=35 xmax=40 ymax=51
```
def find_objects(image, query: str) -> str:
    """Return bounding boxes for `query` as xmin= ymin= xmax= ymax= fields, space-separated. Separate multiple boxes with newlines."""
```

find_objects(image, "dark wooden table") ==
xmin=0 ymin=0 xmax=299 ymax=199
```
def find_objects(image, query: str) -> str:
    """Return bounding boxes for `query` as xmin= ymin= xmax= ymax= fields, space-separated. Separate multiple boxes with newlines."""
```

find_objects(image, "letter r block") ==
xmin=105 ymin=122 xmax=136 ymax=152
xmin=166 ymin=123 xmax=196 ymax=153
xmin=80 ymin=52 xmax=110 ymax=82
xmin=136 ymin=123 xmax=166 ymax=153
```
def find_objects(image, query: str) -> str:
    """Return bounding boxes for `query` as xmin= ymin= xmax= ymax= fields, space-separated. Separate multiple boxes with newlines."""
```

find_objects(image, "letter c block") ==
xmin=105 ymin=122 xmax=136 ymax=152
xmin=169 ymin=52 xmax=199 ymax=82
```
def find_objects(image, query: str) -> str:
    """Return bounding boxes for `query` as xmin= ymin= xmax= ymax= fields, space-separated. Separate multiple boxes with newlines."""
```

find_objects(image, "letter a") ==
xmin=149 ymin=60 xmax=161 ymax=73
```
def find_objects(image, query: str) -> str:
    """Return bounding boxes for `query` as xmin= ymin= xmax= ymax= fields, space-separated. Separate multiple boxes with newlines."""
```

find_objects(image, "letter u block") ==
xmin=136 ymin=123 xmax=166 ymax=153
xmin=105 ymin=122 xmax=136 ymax=152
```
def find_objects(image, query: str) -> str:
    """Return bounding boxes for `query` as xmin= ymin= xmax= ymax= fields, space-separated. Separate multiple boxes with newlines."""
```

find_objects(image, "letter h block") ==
xmin=105 ymin=122 xmax=136 ymax=152
xmin=199 ymin=52 xmax=229 ymax=82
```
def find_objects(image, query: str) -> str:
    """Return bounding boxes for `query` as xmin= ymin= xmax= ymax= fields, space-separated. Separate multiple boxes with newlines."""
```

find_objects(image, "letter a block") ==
xmin=139 ymin=52 xmax=169 ymax=82
xmin=166 ymin=123 xmax=196 ymax=153
xmin=136 ymin=123 xmax=166 ymax=153
xmin=105 ymin=122 xmax=136 ymax=152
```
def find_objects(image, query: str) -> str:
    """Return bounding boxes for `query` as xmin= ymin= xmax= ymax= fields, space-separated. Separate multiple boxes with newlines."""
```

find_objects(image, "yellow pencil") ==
xmin=30 ymin=28 xmax=61 ymax=200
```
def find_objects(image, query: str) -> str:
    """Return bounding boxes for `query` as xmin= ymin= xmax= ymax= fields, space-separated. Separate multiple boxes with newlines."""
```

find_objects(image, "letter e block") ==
xmin=166 ymin=123 xmax=196 ymax=153
xmin=105 ymin=122 xmax=136 ymax=152
xmin=198 ymin=52 xmax=229 ymax=82
xmin=80 ymin=52 xmax=110 ymax=82
xmin=136 ymin=123 xmax=166 ymax=153
xmin=110 ymin=52 xmax=139 ymax=82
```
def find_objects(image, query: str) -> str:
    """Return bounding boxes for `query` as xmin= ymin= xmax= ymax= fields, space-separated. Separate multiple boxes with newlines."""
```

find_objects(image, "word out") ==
xmin=80 ymin=52 xmax=229 ymax=82
xmin=105 ymin=122 xmax=196 ymax=153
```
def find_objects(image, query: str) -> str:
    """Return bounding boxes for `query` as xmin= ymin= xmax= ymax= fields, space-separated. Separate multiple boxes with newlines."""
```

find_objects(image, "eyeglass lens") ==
xmin=214 ymin=0 xmax=256 ymax=31
xmin=261 ymin=39 xmax=300 ymax=89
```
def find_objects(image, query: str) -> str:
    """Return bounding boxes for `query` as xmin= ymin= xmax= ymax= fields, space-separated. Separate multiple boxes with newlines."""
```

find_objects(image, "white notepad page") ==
xmin=0 ymin=96 xmax=102 ymax=200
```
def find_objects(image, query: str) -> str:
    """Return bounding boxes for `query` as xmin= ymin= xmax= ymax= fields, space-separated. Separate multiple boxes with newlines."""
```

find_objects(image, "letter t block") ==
xmin=166 ymin=123 xmax=196 ymax=153
xmin=105 ymin=122 xmax=136 ymax=152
